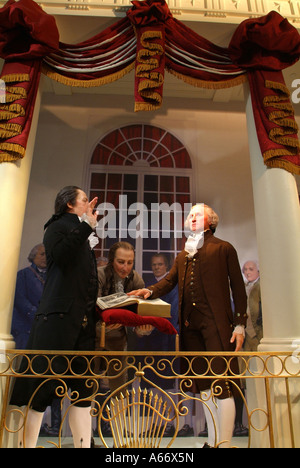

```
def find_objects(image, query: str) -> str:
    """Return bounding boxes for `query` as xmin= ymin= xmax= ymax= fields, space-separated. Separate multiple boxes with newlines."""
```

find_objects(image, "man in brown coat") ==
xmin=129 ymin=204 xmax=247 ymax=448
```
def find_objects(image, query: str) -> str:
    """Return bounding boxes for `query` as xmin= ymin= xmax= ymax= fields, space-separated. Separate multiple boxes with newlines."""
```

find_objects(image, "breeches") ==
xmin=181 ymin=316 xmax=239 ymax=399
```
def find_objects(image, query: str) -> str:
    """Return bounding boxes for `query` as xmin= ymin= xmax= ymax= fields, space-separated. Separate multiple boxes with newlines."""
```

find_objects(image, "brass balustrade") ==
xmin=0 ymin=350 xmax=299 ymax=448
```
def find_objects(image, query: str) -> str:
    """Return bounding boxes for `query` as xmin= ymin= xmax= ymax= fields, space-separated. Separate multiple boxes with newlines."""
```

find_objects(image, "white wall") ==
xmin=18 ymin=85 xmax=259 ymax=274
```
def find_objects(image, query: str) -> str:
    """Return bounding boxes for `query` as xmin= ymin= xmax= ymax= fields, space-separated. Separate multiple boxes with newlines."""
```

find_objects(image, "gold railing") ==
xmin=0 ymin=350 xmax=300 ymax=448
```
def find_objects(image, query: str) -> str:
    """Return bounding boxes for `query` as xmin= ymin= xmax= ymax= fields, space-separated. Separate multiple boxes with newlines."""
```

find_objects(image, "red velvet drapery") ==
xmin=0 ymin=0 xmax=59 ymax=162
xmin=0 ymin=0 xmax=299 ymax=175
xmin=228 ymin=11 xmax=300 ymax=173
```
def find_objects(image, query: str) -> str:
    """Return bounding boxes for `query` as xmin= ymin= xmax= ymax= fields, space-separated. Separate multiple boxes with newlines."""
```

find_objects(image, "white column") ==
xmin=245 ymin=85 xmax=300 ymax=350
xmin=0 ymin=86 xmax=42 ymax=349
xmin=245 ymin=84 xmax=300 ymax=448
xmin=0 ymin=82 xmax=42 ymax=449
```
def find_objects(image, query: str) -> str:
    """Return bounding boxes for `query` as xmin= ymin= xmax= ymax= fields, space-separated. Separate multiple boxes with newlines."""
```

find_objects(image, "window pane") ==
xmin=91 ymin=173 xmax=106 ymax=189
xmin=160 ymin=176 xmax=174 ymax=192
xmin=107 ymin=174 xmax=122 ymax=190
xmin=160 ymin=193 xmax=174 ymax=205
xmin=143 ymin=238 xmax=158 ymax=250
xmin=144 ymin=175 xmax=158 ymax=191
xmin=106 ymin=191 xmax=121 ymax=208
xmin=126 ymin=192 xmax=138 ymax=206
xmin=144 ymin=192 xmax=158 ymax=206
xmin=91 ymin=145 xmax=110 ymax=165
xmin=124 ymin=174 xmax=138 ymax=191
xmin=176 ymin=177 xmax=190 ymax=193
xmin=159 ymin=155 xmax=174 ymax=167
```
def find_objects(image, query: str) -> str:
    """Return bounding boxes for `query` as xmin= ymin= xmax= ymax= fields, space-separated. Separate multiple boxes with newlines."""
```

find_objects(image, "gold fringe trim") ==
xmin=0 ymin=142 xmax=25 ymax=162
xmin=134 ymin=101 xmax=161 ymax=112
xmin=141 ymin=30 xmax=163 ymax=52
xmin=166 ymin=67 xmax=248 ymax=89
xmin=135 ymin=29 xmax=165 ymax=112
xmin=139 ymin=89 xmax=162 ymax=103
xmin=0 ymin=122 xmax=22 ymax=133
xmin=0 ymin=74 xmax=30 ymax=84
xmin=0 ymin=122 xmax=22 ymax=138
xmin=263 ymin=94 xmax=292 ymax=107
xmin=263 ymin=79 xmax=300 ymax=156
xmin=136 ymin=60 xmax=159 ymax=74
xmin=41 ymin=62 xmax=135 ymax=88
xmin=264 ymin=156 xmax=300 ymax=175
xmin=268 ymin=127 xmax=300 ymax=151
xmin=268 ymin=113 xmax=298 ymax=131
xmin=138 ymin=75 xmax=164 ymax=92
xmin=5 ymin=85 xmax=27 ymax=100
xmin=263 ymin=101 xmax=294 ymax=113
xmin=0 ymin=103 xmax=25 ymax=120
xmin=265 ymin=80 xmax=290 ymax=96
xmin=140 ymin=41 xmax=163 ymax=55
xmin=137 ymin=48 xmax=159 ymax=60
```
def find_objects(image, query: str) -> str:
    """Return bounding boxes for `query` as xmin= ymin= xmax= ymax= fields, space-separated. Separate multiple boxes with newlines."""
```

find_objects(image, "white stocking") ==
xmin=216 ymin=396 xmax=235 ymax=448
xmin=201 ymin=390 xmax=218 ymax=447
xmin=68 ymin=405 xmax=92 ymax=448
xmin=19 ymin=408 xmax=45 ymax=448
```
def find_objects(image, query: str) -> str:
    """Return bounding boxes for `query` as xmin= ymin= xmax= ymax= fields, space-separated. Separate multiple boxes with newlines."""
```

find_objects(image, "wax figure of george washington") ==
xmin=129 ymin=203 xmax=247 ymax=448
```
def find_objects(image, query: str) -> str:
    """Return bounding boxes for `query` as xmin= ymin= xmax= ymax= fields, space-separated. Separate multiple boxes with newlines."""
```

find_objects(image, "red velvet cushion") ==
xmin=98 ymin=308 xmax=177 ymax=335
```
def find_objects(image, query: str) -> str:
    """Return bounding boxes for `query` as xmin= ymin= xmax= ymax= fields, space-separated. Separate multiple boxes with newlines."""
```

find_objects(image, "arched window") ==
xmin=88 ymin=124 xmax=193 ymax=280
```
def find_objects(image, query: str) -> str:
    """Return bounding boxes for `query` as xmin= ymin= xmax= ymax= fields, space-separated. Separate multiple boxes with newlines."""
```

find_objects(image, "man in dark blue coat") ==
xmin=11 ymin=244 xmax=46 ymax=349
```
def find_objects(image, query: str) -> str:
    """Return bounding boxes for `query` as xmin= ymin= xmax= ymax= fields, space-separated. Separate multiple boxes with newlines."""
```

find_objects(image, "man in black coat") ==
xmin=10 ymin=186 xmax=99 ymax=448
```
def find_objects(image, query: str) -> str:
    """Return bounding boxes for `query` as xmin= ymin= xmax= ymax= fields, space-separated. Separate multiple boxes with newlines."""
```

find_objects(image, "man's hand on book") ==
xmin=127 ymin=289 xmax=152 ymax=299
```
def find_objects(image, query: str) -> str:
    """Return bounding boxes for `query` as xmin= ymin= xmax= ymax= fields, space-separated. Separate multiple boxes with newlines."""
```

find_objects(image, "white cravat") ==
xmin=88 ymin=232 xmax=99 ymax=249
xmin=184 ymin=231 xmax=204 ymax=257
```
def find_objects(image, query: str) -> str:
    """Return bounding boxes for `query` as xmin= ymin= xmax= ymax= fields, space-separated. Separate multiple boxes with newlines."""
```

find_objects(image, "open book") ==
xmin=96 ymin=292 xmax=171 ymax=318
